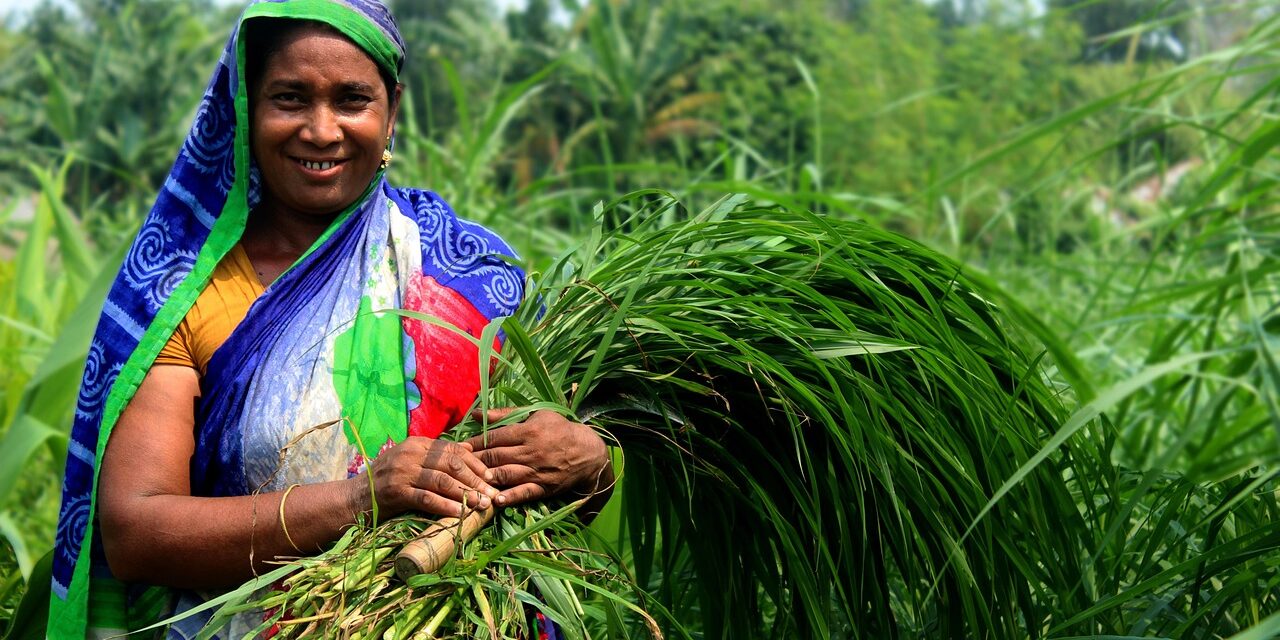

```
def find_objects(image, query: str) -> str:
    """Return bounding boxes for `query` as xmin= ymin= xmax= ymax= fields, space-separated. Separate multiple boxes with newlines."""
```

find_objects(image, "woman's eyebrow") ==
xmin=339 ymin=81 xmax=377 ymax=94
xmin=263 ymin=79 xmax=308 ymax=92
xmin=261 ymin=79 xmax=377 ymax=94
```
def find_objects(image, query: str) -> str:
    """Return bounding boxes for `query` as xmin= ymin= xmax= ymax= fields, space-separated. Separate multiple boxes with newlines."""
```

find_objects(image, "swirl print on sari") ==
xmin=48 ymin=2 xmax=525 ymax=638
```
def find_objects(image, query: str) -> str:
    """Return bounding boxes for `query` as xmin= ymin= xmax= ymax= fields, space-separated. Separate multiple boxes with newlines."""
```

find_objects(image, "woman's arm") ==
xmin=98 ymin=365 xmax=499 ymax=590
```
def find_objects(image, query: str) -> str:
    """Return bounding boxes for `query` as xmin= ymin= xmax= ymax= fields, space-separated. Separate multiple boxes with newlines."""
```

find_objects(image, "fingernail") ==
xmin=479 ymin=496 xmax=491 ymax=509
xmin=484 ymin=470 xmax=494 ymax=482
xmin=496 ymin=495 xmax=507 ymax=506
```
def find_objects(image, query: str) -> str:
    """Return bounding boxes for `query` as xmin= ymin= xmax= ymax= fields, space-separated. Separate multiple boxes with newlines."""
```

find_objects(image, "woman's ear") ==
xmin=386 ymin=83 xmax=404 ymax=140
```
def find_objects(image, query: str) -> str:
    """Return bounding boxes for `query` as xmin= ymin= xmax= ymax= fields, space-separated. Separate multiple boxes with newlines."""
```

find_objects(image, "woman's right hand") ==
xmin=363 ymin=437 xmax=500 ymax=518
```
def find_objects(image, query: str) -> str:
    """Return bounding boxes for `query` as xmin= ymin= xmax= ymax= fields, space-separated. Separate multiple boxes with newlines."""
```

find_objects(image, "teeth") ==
xmin=302 ymin=160 xmax=337 ymax=171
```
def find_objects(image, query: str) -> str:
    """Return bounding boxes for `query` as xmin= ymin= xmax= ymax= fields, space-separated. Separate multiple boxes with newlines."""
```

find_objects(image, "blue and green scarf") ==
xmin=49 ymin=1 xmax=525 ymax=637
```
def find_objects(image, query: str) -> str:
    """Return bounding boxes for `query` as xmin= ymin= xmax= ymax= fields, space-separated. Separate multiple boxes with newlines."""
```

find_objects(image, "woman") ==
xmin=49 ymin=2 xmax=612 ymax=637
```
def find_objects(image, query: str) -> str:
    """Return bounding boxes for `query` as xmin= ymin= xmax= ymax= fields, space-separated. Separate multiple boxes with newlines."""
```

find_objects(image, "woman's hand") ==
xmin=465 ymin=409 xmax=614 ymax=509
xmin=363 ymin=437 xmax=500 ymax=518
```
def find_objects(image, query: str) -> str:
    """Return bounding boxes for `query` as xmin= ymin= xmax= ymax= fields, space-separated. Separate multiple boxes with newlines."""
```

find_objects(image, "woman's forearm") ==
xmin=101 ymin=476 xmax=372 ymax=590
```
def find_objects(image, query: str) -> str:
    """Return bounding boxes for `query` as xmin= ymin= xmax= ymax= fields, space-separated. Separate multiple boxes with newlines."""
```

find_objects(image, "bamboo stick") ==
xmin=394 ymin=507 xmax=495 ymax=581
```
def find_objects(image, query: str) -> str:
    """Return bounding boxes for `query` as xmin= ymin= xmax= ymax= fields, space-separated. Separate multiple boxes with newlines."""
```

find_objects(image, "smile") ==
xmin=294 ymin=158 xmax=346 ymax=172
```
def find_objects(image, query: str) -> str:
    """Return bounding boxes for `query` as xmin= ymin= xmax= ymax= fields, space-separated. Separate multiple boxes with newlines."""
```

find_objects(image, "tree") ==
xmin=1051 ymin=0 xmax=1191 ymax=62
xmin=0 ymin=0 xmax=224 ymax=233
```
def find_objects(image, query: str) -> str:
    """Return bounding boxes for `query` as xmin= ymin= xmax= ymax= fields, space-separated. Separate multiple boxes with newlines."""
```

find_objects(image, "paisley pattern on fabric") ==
xmin=486 ymin=267 xmax=524 ymax=310
xmin=331 ymin=0 xmax=406 ymax=54
xmin=123 ymin=217 xmax=200 ymax=313
xmin=388 ymin=188 xmax=523 ymax=322
xmin=181 ymin=62 xmax=237 ymax=192
xmin=247 ymin=163 xmax=263 ymax=209
xmin=74 ymin=341 xmax=120 ymax=422
xmin=54 ymin=495 xmax=91 ymax=566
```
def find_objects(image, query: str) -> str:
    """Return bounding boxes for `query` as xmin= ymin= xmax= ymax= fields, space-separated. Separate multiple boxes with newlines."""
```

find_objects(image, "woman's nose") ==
xmin=300 ymin=105 xmax=343 ymax=146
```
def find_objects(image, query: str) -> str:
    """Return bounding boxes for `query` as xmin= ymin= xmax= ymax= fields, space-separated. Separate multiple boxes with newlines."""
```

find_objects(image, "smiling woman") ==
xmin=247 ymin=20 xmax=398 ymax=223
xmin=46 ymin=2 xmax=612 ymax=639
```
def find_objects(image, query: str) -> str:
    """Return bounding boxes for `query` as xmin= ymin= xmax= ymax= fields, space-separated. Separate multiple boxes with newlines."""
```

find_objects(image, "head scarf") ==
xmin=49 ymin=2 xmax=525 ymax=637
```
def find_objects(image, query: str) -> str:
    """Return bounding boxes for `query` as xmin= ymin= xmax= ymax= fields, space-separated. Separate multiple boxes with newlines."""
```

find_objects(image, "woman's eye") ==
xmin=342 ymin=95 xmax=373 ymax=108
xmin=272 ymin=93 xmax=304 ymax=105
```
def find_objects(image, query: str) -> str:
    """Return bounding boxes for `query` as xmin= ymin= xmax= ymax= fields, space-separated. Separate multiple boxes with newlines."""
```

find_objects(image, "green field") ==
xmin=1 ymin=0 xmax=1277 ymax=637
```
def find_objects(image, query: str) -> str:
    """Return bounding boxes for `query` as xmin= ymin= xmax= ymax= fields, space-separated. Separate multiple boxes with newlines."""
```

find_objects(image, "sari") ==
xmin=48 ymin=1 xmax=525 ymax=637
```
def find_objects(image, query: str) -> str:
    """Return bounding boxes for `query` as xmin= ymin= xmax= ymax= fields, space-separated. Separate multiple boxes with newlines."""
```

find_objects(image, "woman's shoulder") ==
xmin=383 ymin=186 xmax=521 ymax=259
xmin=383 ymin=185 xmax=525 ymax=318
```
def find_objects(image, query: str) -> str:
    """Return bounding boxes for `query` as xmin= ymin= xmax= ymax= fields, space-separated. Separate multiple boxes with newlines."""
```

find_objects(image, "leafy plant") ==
xmin=178 ymin=503 xmax=661 ymax=640
xmin=0 ymin=161 xmax=125 ymax=638
xmin=0 ymin=0 xmax=226 ymax=236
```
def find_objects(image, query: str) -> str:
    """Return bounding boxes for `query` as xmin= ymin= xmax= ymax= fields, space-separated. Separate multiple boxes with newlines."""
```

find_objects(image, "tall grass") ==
xmin=932 ymin=10 xmax=1280 ymax=636
xmin=0 ymin=165 xmax=99 ymax=635
xmin=495 ymin=196 xmax=1090 ymax=637
xmin=485 ymin=192 xmax=1278 ymax=638
xmin=0 ymin=1 xmax=228 ymax=227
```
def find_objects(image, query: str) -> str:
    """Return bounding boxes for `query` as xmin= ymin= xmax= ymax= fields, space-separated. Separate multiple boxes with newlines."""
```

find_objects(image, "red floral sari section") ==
xmin=403 ymin=273 xmax=501 ymax=438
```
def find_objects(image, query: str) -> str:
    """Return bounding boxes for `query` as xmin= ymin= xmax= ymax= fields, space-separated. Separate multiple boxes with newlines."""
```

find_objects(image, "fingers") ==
xmin=400 ymin=487 xmax=476 ymax=518
xmin=381 ymin=439 xmax=498 ymax=511
xmin=470 ymin=446 xmax=523 ymax=470
xmin=469 ymin=407 xmax=518 ymax=424
xmin=464 ymin=407 xmax=524 ymax=452
xmin=464 ymin=426 xmax=529 ymax=452
xmin=418 ymin=439 xmax=493 ymax=493
xmin=494 ymin=482 xmax=547 ymax=508
xmin=485 ymin=463 xmax=536 ymax=488
xmin=424 ymin=442 xmax=494 ymax=496
xmin=400 ymin=411 xmax=602 ymax=513
xmin=414 ymin=467 xmax=493 ymax=510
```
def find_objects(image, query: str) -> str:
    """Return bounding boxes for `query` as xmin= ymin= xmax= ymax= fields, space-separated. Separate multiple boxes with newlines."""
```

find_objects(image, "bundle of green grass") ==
xmin=198 ymin=195 xmax=1096 ymax=638
xmin=499 ymin=196 xmax=1096 ymax=638
xmin=192 ymin=502 xmax=657 ymax=640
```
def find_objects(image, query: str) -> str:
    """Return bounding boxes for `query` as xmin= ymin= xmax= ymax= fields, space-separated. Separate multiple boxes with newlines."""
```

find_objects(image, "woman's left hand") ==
xmin=464 ymin=408 xmax=612 ymax=508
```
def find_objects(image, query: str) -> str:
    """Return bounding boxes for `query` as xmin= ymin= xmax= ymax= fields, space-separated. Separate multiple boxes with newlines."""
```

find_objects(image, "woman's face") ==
xmin=251 ymin=25 xmax=399 ymax=219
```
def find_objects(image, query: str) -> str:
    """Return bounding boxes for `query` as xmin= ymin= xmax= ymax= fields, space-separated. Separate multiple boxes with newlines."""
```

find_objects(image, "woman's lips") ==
xmin=293 ymin=157 xmax=347 ymax=178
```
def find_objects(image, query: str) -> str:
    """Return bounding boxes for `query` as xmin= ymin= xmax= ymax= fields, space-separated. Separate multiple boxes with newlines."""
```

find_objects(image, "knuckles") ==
xmin=395 ymin=486 xmax=413 ymax=504
xmin=374 ymin=416 xmax=604 ymax=511
xmin=426 ymin=470 xmax=452 ymax=493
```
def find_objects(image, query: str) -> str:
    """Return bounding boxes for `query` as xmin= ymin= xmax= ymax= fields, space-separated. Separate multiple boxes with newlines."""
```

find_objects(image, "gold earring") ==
xmin=380 ymin=149 xmax=393 ymax=170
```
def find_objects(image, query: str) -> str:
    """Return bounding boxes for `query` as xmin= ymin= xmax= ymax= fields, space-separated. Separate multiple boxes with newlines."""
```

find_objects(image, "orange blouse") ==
xmin=154 ymin=244 xmax=264 ymax=376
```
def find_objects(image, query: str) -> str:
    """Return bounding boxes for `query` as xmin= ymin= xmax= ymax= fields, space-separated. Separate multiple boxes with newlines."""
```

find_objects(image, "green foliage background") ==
xmin=0 ymin=0 xmax=1277 ymax=637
